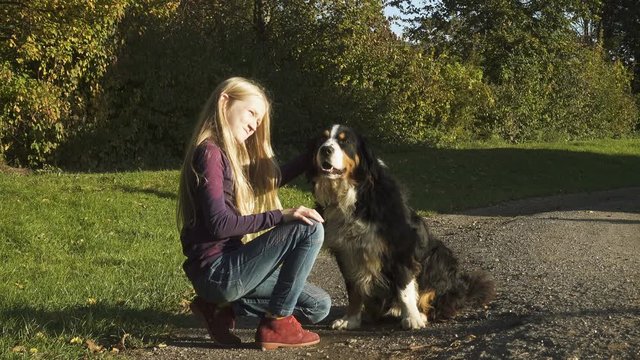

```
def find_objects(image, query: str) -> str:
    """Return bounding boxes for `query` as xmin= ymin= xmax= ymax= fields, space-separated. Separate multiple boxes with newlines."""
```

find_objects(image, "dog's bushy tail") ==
xmin=419 ymin=239 xmax=495 ymax=321
xmin=461 ymin=271 xmax=495 ymax=307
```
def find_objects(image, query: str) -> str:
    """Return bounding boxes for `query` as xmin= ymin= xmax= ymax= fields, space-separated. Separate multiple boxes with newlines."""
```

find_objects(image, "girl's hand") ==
xmin=282 ymin=206 xmax=324 ymax=225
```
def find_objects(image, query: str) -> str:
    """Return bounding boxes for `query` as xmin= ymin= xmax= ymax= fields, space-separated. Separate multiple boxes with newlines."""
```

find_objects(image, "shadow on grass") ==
xmin=60 ymin=143 xmax=640 ymax=215
xmin=0 ymin=303 xmax=194 ymax=344
xmin=0 ymin=303 xmax=349 ymax=349
xmin=116 ymin=185 xmax=177 ymax=200
xmin=381 ymin=147 xmax=640 ymax=215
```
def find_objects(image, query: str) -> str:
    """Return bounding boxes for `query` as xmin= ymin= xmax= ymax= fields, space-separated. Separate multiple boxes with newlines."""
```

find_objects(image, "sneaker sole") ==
xmin=257 ymin=339 xmax=320 ymax=351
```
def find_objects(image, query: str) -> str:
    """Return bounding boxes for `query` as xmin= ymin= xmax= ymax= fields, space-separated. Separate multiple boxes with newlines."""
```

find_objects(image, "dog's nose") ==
xmin=320 ymin=145 xmax=334 ymax=156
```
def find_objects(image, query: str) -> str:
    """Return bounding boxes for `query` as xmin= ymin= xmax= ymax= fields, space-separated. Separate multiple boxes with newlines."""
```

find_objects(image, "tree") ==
xmin=601 ymin=0 xmax=640 ymax=91
xmin=389 ymin=0 xmax=638 ymax=141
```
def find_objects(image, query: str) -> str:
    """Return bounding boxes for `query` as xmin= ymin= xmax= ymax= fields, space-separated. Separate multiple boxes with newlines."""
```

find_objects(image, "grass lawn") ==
xmin=1 ymin=137 xmax=639 ymax=358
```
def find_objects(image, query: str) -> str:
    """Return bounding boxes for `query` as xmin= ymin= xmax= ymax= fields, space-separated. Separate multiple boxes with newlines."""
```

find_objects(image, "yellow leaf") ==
xmin=29 ymin=348 xmax=38 ymax=354
xmin=157 ymin=343 xmax=167 ymax=348
xmin=70 ymin=336 xmax=83 ymax=344
xmin=86 ymin=339 xmax=104 ymax=353
xmin=11 ymin=346 xmax=26 ymax=353
xmin=116 ymin=333 xmax=130 ymax=350
xmin=178 ymin=298 xmax=191 ymax=313
xmin=86 ymin=298 xmax=97 ymax=305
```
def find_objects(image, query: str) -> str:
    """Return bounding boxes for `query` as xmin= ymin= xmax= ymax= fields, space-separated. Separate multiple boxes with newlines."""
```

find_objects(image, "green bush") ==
xmin=60 ymin=1 xmax=255 ymax=169
xmin=0 ymin=63 xmax=67 ymax=167
xmin=260 ymin=2 xmax=494 ymax=148
xmin=489 ymin=45 xmax=638 ymax=142
xmin=381 ymin=54 xmax=494 ymax=145
xmin=1 ymin=1 xmax=638 ymax=170
xmin=0 ymin=0 xmax=128 ymax=168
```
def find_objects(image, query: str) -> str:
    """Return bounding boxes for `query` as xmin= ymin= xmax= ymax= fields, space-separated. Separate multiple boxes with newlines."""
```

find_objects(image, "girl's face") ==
xmin=223 ymin=94 xmax=266 ymax=143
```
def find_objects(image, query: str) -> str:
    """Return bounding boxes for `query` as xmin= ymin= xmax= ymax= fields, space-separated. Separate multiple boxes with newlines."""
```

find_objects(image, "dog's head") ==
xmin=309 ymin=124 xmax=381 ymax=184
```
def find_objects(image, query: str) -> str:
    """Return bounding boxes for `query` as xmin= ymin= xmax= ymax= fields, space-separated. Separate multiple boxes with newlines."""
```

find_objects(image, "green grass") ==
xmin=383 ymin=137 xmax=640 ymax=215
xmin=1 ymin=137 xmax=640 ymax=358
xmin=0 ymin=171 xmax=188 ymax=359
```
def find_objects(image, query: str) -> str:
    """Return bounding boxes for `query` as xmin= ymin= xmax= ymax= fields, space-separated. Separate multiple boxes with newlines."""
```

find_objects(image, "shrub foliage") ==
xmin=0 ymin=0 xmax=638 ymax=169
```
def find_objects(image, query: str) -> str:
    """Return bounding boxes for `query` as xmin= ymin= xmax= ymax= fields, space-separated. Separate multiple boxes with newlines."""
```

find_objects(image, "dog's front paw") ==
xmin=331 ymin=315 xmax=361 ymax=330
xmin=401 ymin=313 xmax=427 ymax=330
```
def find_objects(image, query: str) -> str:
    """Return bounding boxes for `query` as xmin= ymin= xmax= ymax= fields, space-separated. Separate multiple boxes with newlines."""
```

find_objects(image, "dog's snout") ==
xmin=320 ymin=145 xmax=334 ymax=156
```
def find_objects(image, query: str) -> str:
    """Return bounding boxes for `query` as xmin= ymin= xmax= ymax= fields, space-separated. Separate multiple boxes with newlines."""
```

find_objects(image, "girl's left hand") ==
xmin=282 ymin=206 xmax=324 ymax=225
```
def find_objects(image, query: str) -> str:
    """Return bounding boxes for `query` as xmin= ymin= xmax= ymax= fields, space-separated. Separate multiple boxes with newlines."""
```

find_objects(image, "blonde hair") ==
xmin=177 ymin=77 xmax=282 ymax=240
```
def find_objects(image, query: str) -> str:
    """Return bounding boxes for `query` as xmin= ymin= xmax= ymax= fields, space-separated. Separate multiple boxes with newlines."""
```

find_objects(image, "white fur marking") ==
xmin=317 ymin=125 xmax=345 ymax=172
xmin=399 ymin=279 xmax=427 ymax=329
xmin=331 ymin=313 xmax=362 ymax=330
xmin=330 ymin=124 xmax=340 ymax=138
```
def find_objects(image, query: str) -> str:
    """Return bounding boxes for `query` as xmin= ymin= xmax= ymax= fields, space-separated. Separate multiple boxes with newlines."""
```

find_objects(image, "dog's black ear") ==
xmin=355 ymin=133 xmax=382 ymax=185
xmin=305 ymin=134 xmax=321 ymax=182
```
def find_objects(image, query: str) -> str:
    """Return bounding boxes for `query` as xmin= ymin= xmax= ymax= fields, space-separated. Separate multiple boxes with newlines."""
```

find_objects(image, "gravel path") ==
xmin=133 ymin=187 xmax=640 ymax=359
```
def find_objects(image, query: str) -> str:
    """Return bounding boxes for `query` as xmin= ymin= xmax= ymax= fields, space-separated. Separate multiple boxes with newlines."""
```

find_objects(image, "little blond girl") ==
xmin=177 ymin=77 xmax=330 ymax=350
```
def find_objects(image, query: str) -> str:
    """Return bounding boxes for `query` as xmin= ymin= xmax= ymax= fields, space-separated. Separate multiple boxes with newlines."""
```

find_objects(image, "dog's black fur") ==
xmin=308 ymin=125 xmax=495 ymax=329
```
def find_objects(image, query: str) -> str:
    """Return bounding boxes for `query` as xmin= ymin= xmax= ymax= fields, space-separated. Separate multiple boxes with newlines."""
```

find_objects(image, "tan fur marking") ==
xmin=418 ymin=289 xmax=436 ymax=317
xmin=342 ymin=153 xmax=359 ymax=179
xmin=338 ymin=132 xmax=346 ymax=140
xmin=323 ymin=129 xmax=331 ymax=138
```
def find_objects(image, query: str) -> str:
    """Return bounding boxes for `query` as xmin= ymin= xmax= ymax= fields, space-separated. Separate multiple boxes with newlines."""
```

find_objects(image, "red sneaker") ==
xmin=189 ymin=296 xmax=241 ymax=346
xmin=255 ymin=315 xmax=320 ymax=350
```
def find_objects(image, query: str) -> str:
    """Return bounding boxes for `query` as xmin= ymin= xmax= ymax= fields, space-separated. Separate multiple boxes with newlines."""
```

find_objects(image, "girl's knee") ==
xmin=306 ymin=221 xmax=324 ymax=247
xmin=308 ymin=293 xmax=332 ymax=324
xmin=317 ymin=294 xmax=331 ymax=321
xmin=287 ymin=221 xmax=324 ymax=247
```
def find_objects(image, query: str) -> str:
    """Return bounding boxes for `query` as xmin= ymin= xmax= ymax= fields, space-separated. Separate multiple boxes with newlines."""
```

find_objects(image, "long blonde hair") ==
xmin=177 ymin=77 xmax=282 ymax=238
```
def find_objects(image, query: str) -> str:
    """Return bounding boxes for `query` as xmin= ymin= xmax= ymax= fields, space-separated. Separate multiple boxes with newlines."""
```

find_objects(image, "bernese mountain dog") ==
xmin=308 ymin=124 xmax=495 ymax=330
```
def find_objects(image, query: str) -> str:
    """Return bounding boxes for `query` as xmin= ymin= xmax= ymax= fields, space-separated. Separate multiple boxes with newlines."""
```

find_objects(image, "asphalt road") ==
xmin=134 ymin=187 xmax=640 ymax=359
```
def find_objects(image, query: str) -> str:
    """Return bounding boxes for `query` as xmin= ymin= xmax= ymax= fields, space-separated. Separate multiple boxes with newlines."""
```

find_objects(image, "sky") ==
xmin=384 ymin=3 xmax=417 ymax=37
xmin=384 ymin=5 xmax=403 ymax=35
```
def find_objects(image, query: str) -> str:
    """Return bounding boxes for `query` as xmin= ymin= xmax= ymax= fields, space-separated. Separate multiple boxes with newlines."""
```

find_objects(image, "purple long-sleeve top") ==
xmin=180 ymin=140 xmax=311 ymax=281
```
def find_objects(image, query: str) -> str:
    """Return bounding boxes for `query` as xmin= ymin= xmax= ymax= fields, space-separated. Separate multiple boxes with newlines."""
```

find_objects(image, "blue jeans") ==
xmin=192 ymin=221 xmax=330 ymax=324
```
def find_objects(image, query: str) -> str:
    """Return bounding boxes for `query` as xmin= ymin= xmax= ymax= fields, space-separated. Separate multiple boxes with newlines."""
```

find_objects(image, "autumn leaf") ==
xmin=11 ymin=346 xmax=26 ymax=353
xmin=115 ymin=333 xmax=130 ymax=351
xmin=178 ymin=298 xmax=191 ymax=313
xmin=86 ymin=339 xmax=104 ymax=353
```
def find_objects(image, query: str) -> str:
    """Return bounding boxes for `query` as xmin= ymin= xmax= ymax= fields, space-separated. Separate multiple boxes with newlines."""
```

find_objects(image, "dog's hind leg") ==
xmin=398 ymin=278 xmax=427 ymax=329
